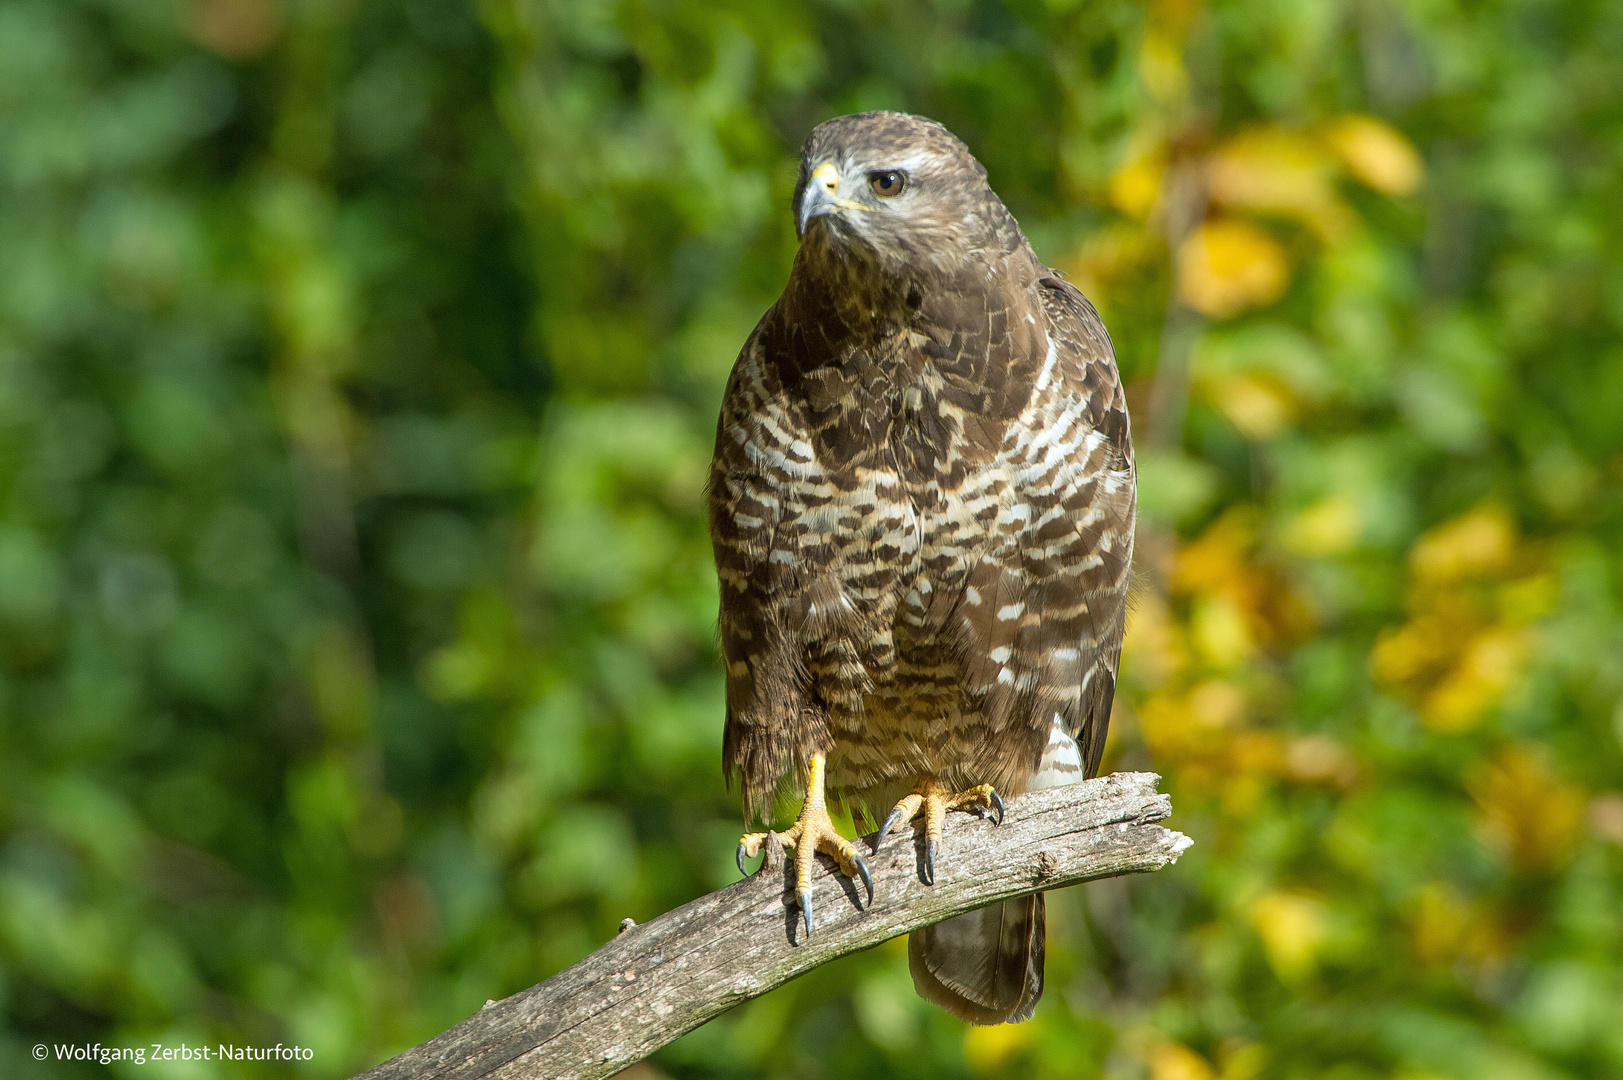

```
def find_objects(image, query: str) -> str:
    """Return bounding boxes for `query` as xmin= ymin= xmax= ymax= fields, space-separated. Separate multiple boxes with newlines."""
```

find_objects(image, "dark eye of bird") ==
xmin=869 ymin=171 xmax=905 ymax=197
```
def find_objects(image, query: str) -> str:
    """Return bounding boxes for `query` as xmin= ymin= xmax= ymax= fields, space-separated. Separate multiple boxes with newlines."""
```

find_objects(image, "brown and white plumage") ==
xmin=710 ymin=112 xmax=1135 ymax=1024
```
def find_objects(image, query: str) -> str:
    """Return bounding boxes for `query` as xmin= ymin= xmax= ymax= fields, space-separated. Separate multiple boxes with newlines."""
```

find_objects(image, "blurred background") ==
xmin=2 ymin=0 xmax=1622 ymax=1077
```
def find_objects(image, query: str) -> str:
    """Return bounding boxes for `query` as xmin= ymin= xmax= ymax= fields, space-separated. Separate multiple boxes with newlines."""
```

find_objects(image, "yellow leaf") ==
xmin=963 ymin=1022 xmax=1032 ymax=1075
xmin=1205 ymin=128 xmax=1352 ymax=240
xmin=1172 ymin=511 xmax=1255 ymax=596
xmin=1218 ymin=1041 xmax=1266 ymax=1080
xmin=1123 ymin=590 xmax=1187 ymax=688
xmin=1285 ymin=734 xmax=1359 ymax=787
xmin=1176 ymin=220 xmax=1289 ymax=318
xmin=1410 ymin=504 xmax=1515 ymax=583
xmin=1224 ymin=731 xmax=1286 ymax=816
xmin=1249 ymin=891 xmax=1329 ymax=983
xmin=1065 ymin=223 xmax=1162 ymax=301
xmin=1191 ymin=594 xmax=1255 ymax=668
xmin=1327 ymin=114 xmax=1424 ymax=197
xmin=1369 ymin=622 xmax=1427 ymax=686
xmin=1408 ymin=881 xmax=1470 ymax=967
xmin=1139 ymin=691 xmax=1194 ymax=760
xmin=1140 ymin=682 xmax=1247 ymax=764
xmin=1283 ymin=495 xmax=1362 ymax=556
xmin=1139 ymin=31 xmax=1189 ymax=103
xmin=1171 ymin=509 xmax=1312 ymax=654
xmin=1421 ymin=626 xmax=1527 ymax=732
xmin=1498 ymin=572 xmax=1557 ymax=624
xmin=1208 ymin=372 xmax=1294 ymax=439
xmin=1150 ymin=1042 xmax=1217 ymax=1080
xmin=1188 ymin=679 xmax=1246 ymax=729
xmin=1110 ymin=150 xmax=1168 ymax=220
xmin=1469 ymin=744 xmax=1586 ymax=873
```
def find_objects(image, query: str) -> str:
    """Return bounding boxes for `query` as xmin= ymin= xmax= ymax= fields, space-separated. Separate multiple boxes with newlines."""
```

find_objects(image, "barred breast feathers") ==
xmin=713 ymin=199 xmax=1133 ymax=817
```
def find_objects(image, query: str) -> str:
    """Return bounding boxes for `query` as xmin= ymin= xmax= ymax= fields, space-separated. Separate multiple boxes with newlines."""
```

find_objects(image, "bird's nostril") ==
xmin=809 ymin=162 xmax=841 ymax=197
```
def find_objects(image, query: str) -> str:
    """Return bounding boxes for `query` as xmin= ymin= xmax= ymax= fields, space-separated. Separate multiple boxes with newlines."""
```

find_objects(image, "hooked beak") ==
xmin=797 ymin=162 xmax=867 ymax=236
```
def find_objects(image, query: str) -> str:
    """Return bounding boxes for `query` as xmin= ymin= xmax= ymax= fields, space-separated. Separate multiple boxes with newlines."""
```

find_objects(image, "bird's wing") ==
xmin=947 ymin=274 xmax=1136 ymax=790
xmin=1030 ymin=275 xmax=1136 ymax=778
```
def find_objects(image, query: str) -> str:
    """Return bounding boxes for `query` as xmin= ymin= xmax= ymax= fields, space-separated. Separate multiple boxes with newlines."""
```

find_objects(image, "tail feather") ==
xmin=908 ymin=714 xmax=1088 ymax=1024
xmin=908 ymin=894 xmax=1045 ymax=1025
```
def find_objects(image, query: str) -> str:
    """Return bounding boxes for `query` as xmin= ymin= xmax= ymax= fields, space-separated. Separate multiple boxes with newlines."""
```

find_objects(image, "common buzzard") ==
xmin=710 ymin=112 xmax=1135 ymax=1024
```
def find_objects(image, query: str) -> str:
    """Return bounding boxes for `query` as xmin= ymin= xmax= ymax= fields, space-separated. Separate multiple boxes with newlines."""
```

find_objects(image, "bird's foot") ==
xmin=736 ymin=828 xmax=786 ymax=875
xmin=735 ymin=754 xmax=872 ymax=938
xmin=875 ymin=782 xmax=1005 ymax=885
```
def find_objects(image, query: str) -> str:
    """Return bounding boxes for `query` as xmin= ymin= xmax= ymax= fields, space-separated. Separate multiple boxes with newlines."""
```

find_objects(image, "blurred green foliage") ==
xmin=2 ymin=0 xmax=1622 ymax=1078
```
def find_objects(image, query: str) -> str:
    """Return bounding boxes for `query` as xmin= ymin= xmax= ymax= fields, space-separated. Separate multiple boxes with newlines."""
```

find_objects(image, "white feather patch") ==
xmin=1027 ymin=714 xmax=1084 ymax=792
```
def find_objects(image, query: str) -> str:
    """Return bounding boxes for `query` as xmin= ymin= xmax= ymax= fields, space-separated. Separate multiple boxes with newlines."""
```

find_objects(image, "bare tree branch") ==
xmin=354 ymin=772 xmax=1190 ymax=1080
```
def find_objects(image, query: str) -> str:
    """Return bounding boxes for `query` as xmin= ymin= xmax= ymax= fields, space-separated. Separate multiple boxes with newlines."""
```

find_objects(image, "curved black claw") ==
xmin=991 ymin=789 xmax=1006 ymax=826
xmin=924 ymin=837 xmax=938 ymax=885
xmin=797 ymin=887 xmax=813 ymax=938
xmin=851 ymin=850 xmax=874 ymax=905
xmin=874 ymin=806 xmax=907 ymax=854
xmin=736 ymin=841 xmax=751 ymax=878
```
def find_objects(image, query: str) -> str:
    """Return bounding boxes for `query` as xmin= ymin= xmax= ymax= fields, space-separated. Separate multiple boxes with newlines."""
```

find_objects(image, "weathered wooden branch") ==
xmin=354 ymin=772 xmax=1190 ymax=1080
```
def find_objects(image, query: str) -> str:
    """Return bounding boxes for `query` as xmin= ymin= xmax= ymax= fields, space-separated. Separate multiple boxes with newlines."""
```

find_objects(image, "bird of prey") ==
xmin=709 ymin=112 xmax=1135 ymax=1025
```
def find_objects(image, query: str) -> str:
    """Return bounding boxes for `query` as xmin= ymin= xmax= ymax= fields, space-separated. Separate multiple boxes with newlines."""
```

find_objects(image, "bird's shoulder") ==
xmin=1026 ymin=273 xmax=1132 ymax=461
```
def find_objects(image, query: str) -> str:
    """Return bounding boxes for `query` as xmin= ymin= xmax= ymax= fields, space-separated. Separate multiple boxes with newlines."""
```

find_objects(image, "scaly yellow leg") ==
xmin=875 ymin=781 xmax=1005 ymax=884
xmin=736 ymin=753 xmax=873 ymax=936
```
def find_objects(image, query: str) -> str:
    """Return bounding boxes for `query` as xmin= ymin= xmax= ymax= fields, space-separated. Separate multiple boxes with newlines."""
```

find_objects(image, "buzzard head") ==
xmin=792 ymin=112 xmax=1010 ymax=290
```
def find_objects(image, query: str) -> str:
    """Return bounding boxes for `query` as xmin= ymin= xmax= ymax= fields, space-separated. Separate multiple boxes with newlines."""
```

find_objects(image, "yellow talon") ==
xmin=735 ymin=753 xmax=873 ymax=936
xmin=876 ymin=781 xmax=1005 ymax=885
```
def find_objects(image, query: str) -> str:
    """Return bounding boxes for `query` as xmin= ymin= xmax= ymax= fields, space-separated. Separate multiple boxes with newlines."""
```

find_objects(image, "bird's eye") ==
xmin=869 ymin=171 xmax=906 ymax=198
